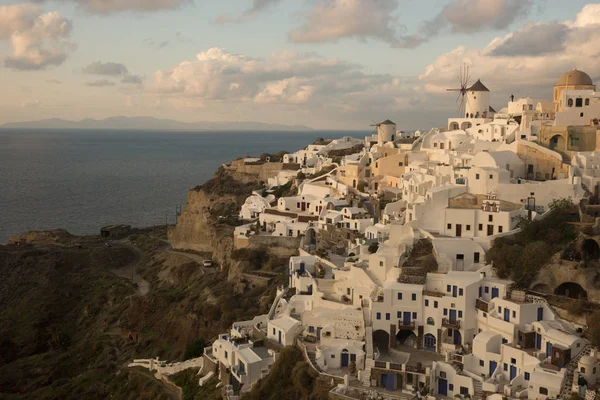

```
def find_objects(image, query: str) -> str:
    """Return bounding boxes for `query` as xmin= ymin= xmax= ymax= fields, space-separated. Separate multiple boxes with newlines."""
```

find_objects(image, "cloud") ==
xmin=215 ymin=0 xmax=282 ymax=24
xmin=396 ymin=0 xmax=534 ymax=48
xmin=0 ymin=4 xmax=74 ymax=70
xmin=288 ymin=0 xmax=400 ymax=45
xmin=38 ymin=0 xmax=191 ymax=14
xmin=485 ymin=22 xmax=569 ymax=57
xmin=121 ymin=74 xmax=143 ymax=84
xmin=83 ymin=61 xmax=129 ymax=75
xmin=86 ymin=79 xmax=116 ymax=87
xmin=146 ymin=47 xmax=426 ymax=124
xmin=419 ymin=3 xmax=600 ymax=100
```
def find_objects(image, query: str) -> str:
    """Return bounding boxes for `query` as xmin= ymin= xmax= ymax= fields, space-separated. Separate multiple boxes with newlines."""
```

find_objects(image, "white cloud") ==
xmin=396 ymin=0 xmax=534 ymax=47
xmin=419 ymin=3 xmax=600 ymax=101
xmin=145 ymin=47 xmax=427 ymax=127
xmin=122 ymin=74 xmax=143 ymax=84
xmin=0 ymin=4 xmax=74 ymax=70
xmin=288 ymin=0 xmax=400 ymax=45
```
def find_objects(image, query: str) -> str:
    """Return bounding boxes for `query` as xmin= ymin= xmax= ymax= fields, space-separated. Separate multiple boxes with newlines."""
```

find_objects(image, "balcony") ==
xmin=476 ymin=298 xmax=489 ymax=313
xmin=397 ymin=320 xmax=416 ymax=330
xmin=442 ymin=318 xmax=461 ymax=329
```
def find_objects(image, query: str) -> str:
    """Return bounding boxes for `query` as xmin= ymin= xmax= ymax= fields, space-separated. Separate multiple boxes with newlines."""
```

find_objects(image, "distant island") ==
xmin=0 ymin=116 xmax=313 ymax=132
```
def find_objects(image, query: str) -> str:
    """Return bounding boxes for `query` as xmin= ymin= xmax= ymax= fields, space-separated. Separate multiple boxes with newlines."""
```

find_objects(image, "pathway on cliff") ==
xmin=110 ymin=243 xmax=150 ymax=296
xmin=161 ymin=239 xmax=217 ymax=274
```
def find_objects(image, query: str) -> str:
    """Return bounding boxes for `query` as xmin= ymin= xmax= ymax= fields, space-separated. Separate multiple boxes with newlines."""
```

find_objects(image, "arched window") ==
xmin=427 ymin=317 xmax=435 ymax=325
xmin=581 ymin=367 xmax=586 ymax=373
xmin=568 ymin=98 xmax=574 ymax=107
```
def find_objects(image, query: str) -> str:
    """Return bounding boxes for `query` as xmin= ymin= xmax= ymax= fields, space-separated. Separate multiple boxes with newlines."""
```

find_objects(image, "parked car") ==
xmin=203 ymin=260 xmax=212 ymax=267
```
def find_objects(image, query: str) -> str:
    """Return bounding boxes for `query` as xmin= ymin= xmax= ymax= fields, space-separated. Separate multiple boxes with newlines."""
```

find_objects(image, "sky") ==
xmin=0 ymin=0 xmax=599 ymax=130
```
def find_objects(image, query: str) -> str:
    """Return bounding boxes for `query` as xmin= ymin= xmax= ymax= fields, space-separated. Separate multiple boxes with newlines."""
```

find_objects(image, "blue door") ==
xmin=510 ymin=365 xmax=517 ymax=381
xmin=492 ymin=287 xmax=499 ymax=299
xmin=341 ymin=351 xmax=349 ymax=368
xmin=438 ymin=378 xmax=448 ymax=396
xmin=300 ymin=263 xmax=305 ymax=273
xmin=536 ymin=333 xmax=541 ymax=350
xmin=454 ymin=329 xmax=461 ymax=345
xmin=403 ymin=312 xmax=411 ymax=325
xmin=449 ymin=309 xmax=457 ymax=322
xmin=385 ymin=373 xmax=395 ymax=391
xmin=489 ymin=361 xmax=497 ymax=377
xmin=504 ymin=308 xmax=510 ymax=322
xmin=546 ymin=342 xmax=553 ymax=357
xmin=424 ymin=334 xmax=436 ymax=351
xmin=537 ymin=307 xmax=544 ymax=321
xmin=278 ymin=331 xmax=282 ymax=344
xmin=452 ymin=286 xmax=457 ymax=297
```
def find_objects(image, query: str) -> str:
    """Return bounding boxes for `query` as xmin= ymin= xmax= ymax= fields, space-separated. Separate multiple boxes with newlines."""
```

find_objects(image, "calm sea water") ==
xmin=0 ymin=129 xmax=365 ymax=243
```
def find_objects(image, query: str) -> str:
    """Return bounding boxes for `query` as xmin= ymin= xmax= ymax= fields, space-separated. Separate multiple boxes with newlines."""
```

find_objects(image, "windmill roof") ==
xmin=380 ymin=119 xmax=395 ymax=125
xmin=469 ymin=80 xmax=490 ymax=92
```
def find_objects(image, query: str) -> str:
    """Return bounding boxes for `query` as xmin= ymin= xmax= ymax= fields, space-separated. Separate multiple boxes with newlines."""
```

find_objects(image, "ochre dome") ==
xmin=556 ymin=69 xmax=594 ymax=87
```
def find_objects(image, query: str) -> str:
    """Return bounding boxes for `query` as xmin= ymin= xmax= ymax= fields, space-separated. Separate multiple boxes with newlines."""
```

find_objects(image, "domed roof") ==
xmin=556 ymin=69 xmax=594 ymax=87
xmin=580 ymin=355 xmax=597 ymax=366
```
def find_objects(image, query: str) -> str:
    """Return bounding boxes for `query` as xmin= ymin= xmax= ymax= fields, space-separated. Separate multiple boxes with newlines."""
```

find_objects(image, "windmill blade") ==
xmin=447 ymin=88 xmax=462 ymax=92
xmin=456 ymin=92 xmax=461 ymax=104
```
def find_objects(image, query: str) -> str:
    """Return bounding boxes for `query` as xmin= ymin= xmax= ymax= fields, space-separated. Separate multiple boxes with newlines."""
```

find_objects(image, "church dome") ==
xmin=556 ymin=69 xmax=594 ymax=87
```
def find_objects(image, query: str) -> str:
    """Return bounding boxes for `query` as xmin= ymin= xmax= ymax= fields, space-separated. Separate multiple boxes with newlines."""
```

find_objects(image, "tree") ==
xmin=183 ymin=338 xmax=206 ymax=360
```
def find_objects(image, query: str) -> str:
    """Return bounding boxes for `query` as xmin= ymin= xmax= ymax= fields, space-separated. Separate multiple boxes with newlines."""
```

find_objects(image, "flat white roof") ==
xmin=270 ymin=315 xmax=301 ymax=332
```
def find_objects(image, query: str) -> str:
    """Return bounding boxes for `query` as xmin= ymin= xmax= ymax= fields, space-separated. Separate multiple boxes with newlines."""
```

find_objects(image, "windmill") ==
xmin=447 ymin=64 xmax=471 ymax=117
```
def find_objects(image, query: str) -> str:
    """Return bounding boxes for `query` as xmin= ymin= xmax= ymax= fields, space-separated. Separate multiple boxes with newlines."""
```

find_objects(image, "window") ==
xmin=459 ymin=288 xmax=464 ymax=296
xmin=434 ymin=301 xmax=438 ymax=308
xmin=458 ymin=310 xmax=463 ymax=318
xmin=540 ymin=387 xmax=548 ymax=395
xmin=466 ymin=225 xmax=471 ymax=231
xmin=347 ymin=288 xmax=351 ymax=295
xmin=489 ymin=174 xmax=493 ymax=179
xmin=399 ymin=162 xmax=403 ymax=166
xmin=386 ymin=313 xmax=390 ymax=320
xmin=475 ymin=173 xmax=480 ymax=180
xmin=511 ymin=358 xmax=516 ymax=364
xmin=524 ymin=372 xmax=530 ymax=381
xmin=447 ymin=223 xmax=452 ymax=229
xmin=425 ymin=299 xmax=429 ymax=307
xmin=447 ymin=285 xmax=451 ymax=292
xmin=474 ymin=252 xmax=480 ymax=263
xmin=576 ymin=98 xmax=583 ymax=107
xmin=479 ymin=360 xmax=484 ymax=367
xmin=503 ymin=363 xmax=508 ymax=371
xmin=449 ymin=384 xmax=454 ymax=391
xmin=379 ymin=261 xmax=384 ymax=267
xmin=331 ymin=354 xmax=335 ymax=358
xmin=460 ymin=387 xmax=469 ymax=395
xmin=502 ymin=338 xmax=508 ymax=344
xmin=498 ymin=306 xmax=501 ymax=313
xmin=440 ymin=372 xmax=446 ymax=379
xmin=309 ymin=326 xmax=314 ymax=333
xmin=412 ymin=312 xmax=417 ymax=319
xmin=225 ymin=351 xmax=228 ymax=359
xmin=478 ymin=223 xmax=483 ymax=231
xmin=485 ymin=286 xmax=489 ymax=294
xmin=498 ymin=226 xmax=503 ymax=233
xmin=581 ymin=112 xmax=584 ymax=117
xmin=488 ymin=215 xmax=493 ymax=222
xmin=586 ymin=98 xmax=590 ymax=106
xmin=571 ymin=137 xmax=580 ymax=147
xmin=412 ymin=293 xmax=417 ymax=301
xmin=444 ymin=308 xmax=448 ymax=316
xmin=376 ymin=312 xmax=381 ymax=320
xmin=397 ymin=311 xmax=402 ymax=318
xmin=581 ymin=367 xmax=586 ymax=373
xmin=397 ymin=292 xmax=402 ymax=300
xmin=273 ymin=328 xmax=276 ymax=335
xmin=427 ymin=317 xmax=434 ymax=325
xmin=568 ymin=98 xmax=574 ymax=107
xmin=512 ymin=310 xmax=516 ymax=318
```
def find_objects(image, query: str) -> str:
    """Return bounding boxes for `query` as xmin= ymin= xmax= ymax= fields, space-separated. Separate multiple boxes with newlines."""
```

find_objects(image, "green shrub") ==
xmin=183 ymin=338 xmax=206 ymax=360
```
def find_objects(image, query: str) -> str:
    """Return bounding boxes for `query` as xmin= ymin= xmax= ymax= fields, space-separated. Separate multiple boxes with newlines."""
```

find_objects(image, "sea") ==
xmin=0 ymin=129 xmax=366 ymax=243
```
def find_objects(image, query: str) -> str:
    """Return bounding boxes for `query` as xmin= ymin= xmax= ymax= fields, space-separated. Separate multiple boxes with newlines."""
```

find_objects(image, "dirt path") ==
xmin=128 ymin=368 xmax=181 ymax=400
xmin=110 ymin=244 xmax=150 ymax=296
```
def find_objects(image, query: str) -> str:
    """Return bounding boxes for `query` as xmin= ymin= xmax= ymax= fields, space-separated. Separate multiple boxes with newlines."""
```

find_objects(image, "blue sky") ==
xmin=0 ymin=0 xmax=598 ymax=129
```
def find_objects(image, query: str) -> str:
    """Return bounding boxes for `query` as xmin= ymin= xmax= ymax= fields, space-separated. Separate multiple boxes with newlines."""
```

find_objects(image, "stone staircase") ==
xmin=307 ymin=350 xmax=323 ymax=373
xmin=473 ymin=380 xmax=484 ymax=400
xmin=363 ymin=301 xmax=374 ymax=387
xmin=559 ymin=344 xmax=592 ymax=399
